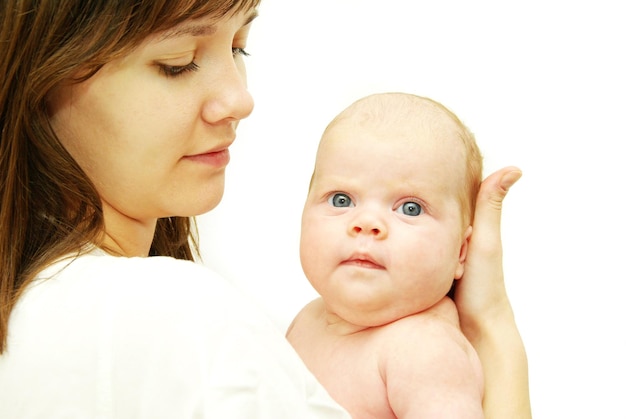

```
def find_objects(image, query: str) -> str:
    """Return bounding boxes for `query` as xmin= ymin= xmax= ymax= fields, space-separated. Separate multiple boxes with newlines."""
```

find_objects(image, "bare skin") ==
xmin=289 ymin=94 xmax=486 ymax=418
xmin=456 ymin=167 xmax=531 ymax=418
xmin=288 ymin=296 xmax=483 ymax=418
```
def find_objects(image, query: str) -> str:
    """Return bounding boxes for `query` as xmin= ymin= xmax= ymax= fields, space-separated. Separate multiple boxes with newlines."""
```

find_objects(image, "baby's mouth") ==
xmin=341 ymin=254 xmax=384 ymax=270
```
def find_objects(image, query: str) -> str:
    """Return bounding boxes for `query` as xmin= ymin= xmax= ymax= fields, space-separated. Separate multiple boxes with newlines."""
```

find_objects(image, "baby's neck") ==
xmin=323 ymin=309 xmax=372 ymax=336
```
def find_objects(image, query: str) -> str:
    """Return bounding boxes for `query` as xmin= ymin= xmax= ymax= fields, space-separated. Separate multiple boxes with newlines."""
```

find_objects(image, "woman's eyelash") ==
xmin=159 ymin=61 xmax=199 ymax=78
xmin=233 ymin=47 xmax=250 ymax=57
xmin=159 ymin=49 xmax=248 ymax=78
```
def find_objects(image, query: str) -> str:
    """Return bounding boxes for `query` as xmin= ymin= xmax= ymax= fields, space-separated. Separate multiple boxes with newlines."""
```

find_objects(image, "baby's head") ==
xmin=301 ymin=93 xmax=484 ymax=326
xmin=317 ymin=93 xmax=483 ymax=227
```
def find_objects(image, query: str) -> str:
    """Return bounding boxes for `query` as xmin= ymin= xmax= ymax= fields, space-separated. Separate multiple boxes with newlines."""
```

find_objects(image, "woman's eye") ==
xmin=328 ymin=193 xmax=353 ymax=208
xmin=232 ymin=47 xmax=250 ymax=57
xmin=397 ymin=201 xmax=422 ymax=216
xmin=158 ymin=61 xmax=199 ymax=78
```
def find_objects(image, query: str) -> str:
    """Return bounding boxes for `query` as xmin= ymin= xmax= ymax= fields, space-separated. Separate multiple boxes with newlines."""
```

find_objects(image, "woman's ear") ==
xmin=454 ymin=225 xmax=473 ymax=279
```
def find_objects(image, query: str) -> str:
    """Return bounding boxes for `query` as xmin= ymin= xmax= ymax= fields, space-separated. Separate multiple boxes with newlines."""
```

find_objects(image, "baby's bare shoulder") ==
xmin=379 ymin=298 xmax=461 ymax=339
xmin=286 ymin=298 xmax=324 ymax=340
xmin=379 ymin=299 xmax=484 ymax=418
xmin=376 ymin=297 xmax=479 ymax=380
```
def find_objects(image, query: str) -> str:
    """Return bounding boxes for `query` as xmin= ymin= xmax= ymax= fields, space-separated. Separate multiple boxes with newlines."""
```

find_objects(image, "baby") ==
xmin=287 ymin=92 xmax=485 ymax=418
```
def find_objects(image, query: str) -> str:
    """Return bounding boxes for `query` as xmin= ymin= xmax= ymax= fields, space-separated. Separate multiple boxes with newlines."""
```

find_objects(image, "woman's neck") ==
xmin=101 ymin=203 xmax=156 ymax=257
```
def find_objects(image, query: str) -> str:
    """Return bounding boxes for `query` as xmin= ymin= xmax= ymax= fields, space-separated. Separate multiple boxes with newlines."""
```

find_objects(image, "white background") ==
xmin=199 ymin=1 xmax=626 ymax=417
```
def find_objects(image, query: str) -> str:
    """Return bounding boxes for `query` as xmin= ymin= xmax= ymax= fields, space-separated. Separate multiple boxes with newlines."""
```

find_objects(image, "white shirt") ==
xmin=0 ymin=250 xmax=349 ymax=418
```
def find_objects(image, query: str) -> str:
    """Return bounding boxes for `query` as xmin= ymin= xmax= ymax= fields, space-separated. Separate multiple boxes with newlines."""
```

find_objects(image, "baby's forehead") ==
xmin=333 ymin=94 xmax=461 ymax=136
xmin=328 ymin=105 xmax=462 ymax=154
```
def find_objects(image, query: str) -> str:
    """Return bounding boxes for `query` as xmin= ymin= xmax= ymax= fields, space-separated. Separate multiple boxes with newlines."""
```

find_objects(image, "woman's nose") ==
xmin=201 ymin=56 xmax=254 ymax=124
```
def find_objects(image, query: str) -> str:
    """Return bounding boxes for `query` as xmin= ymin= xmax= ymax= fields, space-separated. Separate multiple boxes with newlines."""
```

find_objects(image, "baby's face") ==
xmin=300 ymin=113 xmax=471 ymax=327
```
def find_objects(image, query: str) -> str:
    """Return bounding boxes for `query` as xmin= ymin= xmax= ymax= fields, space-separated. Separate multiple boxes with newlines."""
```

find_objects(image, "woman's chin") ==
xmin=190 ymin=190 xmax=225 ymax=217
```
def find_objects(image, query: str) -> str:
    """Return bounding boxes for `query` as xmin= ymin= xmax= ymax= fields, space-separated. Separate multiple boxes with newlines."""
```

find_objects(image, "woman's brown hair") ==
xmin=0 ymin=0 xmax=260 ymax=353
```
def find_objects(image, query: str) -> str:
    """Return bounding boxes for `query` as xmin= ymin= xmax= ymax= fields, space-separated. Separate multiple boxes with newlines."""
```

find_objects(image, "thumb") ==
xmin=456 ymin=166 xmax=522 ymax=323
xmin=474 ymin=166 xmax=522 ymax=235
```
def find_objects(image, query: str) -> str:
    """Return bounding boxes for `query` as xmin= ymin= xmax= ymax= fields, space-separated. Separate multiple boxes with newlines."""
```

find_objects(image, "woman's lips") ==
xmin=184 ymin=148 xmax=230 ymax=167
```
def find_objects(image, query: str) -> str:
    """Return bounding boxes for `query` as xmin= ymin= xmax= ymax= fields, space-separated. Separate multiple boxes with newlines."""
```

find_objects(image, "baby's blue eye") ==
xmin=329 ymin=193 xmax=353 ymax=208
xmin=397 ymin=201 xmax=422 ymax=216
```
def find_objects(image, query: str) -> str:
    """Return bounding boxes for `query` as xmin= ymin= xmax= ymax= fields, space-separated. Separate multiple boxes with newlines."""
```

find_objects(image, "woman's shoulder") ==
xmin=17 ymin=250 xmax=288 ymax=380
xmin=4 ymin=253 xmax=351 ymax=418
xmin=41 ymin=249 xmax=221 ymax=280
xmin=29 ymin=250 xmax=257 ymax=330
xmin=38 ymin=250 xmax=235 ymax=296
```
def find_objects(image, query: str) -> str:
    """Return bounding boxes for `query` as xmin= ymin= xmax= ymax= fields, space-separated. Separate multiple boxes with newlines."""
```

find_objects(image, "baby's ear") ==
xmin=454 ymin=226 xmax=473 ymax=279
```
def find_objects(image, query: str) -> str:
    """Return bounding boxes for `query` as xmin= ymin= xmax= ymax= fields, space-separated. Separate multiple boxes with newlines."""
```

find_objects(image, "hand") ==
xmin=454 ymin=166 xmax=522 ymax=336
xmin=454 ymin=166 xmax=531 ymax=418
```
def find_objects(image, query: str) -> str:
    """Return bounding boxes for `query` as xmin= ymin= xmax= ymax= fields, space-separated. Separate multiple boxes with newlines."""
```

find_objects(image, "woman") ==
xmin=0 ymin=0 xmax=530 ymax=417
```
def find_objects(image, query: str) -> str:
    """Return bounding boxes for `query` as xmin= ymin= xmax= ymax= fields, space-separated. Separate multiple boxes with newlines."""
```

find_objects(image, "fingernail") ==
xmin=501 ymin=170 xmax=522 ymax=191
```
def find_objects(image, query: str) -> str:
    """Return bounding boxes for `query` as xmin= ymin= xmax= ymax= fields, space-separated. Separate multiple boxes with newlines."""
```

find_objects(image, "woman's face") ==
xmin=48 ymin=8 xmax=257 ymax=251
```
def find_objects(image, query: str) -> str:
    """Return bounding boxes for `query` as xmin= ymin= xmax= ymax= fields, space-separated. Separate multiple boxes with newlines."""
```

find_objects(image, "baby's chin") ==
xmin=331 ymin=301 xmax=432 ymax=329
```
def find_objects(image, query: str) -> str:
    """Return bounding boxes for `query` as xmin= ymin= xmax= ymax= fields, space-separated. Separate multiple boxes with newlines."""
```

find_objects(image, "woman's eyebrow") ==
xmin=160 ymin=24 xmax=217 ymax=40
xmin=159 ymin=9 xmax=258 ymax=41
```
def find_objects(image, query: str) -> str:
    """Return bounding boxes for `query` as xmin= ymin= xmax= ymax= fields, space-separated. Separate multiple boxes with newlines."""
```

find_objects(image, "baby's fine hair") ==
xmin=324 ymin=92 xmax=483 ymax=225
